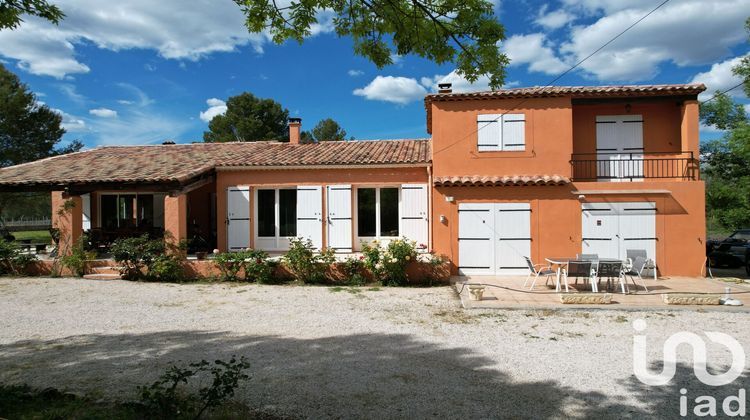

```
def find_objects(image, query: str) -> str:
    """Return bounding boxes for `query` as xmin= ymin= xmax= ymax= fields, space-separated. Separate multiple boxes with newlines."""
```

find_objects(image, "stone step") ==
xmin=82 ymin=273 xmax=122 ymax=280
xmin=88 ymin=266 xmax=123 ymax=274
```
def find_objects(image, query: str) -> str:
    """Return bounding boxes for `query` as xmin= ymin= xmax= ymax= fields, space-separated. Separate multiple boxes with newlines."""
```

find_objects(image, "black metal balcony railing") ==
xmin=570 ymin=151 xmax=698 ymax=181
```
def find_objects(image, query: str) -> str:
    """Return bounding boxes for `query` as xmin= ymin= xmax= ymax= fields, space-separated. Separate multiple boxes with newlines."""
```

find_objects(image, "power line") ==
xmin=699 ymin=81 xmax=746 ymax=105
xmin=433 ymin=0 xmax=672 ymax=156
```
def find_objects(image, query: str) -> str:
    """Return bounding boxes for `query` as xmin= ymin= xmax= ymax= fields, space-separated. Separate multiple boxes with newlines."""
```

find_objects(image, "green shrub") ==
xmin=138 ymin=356 xmax=250 ymax=419
xmin=0 ymin=239 xmax=37 ymax=275
xmin=110 ymin=235 xmax=165 ymax=280
xmin=361 ymin=238 xmax=417 ymax=286
xmin=283 ymin=238 xmax=335 ymax=284
xmin=214 ymin=251 xmax=248 ymax=282
xmin=341 ymin=255 xmax=367 ymax=286
xmin=60 ymin=235 xmax=96 ymax=277
xmin=243 ymin=250 xmax=276 ymax=283
xmin=149 ymin=254 xmax=186 ymax=282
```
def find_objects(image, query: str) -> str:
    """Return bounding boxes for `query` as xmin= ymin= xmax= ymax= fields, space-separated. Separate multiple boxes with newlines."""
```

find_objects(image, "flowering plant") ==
xmin=360 ymin=238 xmax=418 ymax=286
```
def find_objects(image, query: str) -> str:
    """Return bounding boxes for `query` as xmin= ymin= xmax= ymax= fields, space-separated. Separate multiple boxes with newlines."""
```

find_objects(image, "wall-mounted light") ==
xmin=625 ymin=103 xmax=632 ymax=113
xmin=445 ymin=196 xmax=454 ymax=202
xmin=578 ymin=194 xmax=586 ymax=201
xmin=439 ymin=215 xmax=447 ymax=223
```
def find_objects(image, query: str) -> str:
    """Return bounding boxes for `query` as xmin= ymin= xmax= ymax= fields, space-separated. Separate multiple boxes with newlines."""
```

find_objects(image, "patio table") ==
xmin=545 ymin=257 xmax=623 ymax=293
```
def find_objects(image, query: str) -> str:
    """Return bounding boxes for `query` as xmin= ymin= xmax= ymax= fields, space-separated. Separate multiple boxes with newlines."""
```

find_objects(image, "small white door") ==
xmin=296 ymin=186 xmax=323 ymax=249
xmin=458 ymin=203 xmax=494 ymax=275
xmin=400 ymin=184 xmax=428 ymax=247
xmin=227 ymin=187 xmax=250 ymax=251
xmin=327 ymin=185 xmax=352 ymax=252
xmin=81 ymin=193 xmax=91 ymax=231
xmin=495 ymin=203 xmax=531 ymax=274
xmin=582 ymin=203 xmax=619 ymax=258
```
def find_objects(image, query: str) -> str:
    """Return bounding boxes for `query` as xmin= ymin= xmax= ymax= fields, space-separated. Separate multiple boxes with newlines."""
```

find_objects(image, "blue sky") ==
xmin=0 ymin=0 xmax=748 ymax=148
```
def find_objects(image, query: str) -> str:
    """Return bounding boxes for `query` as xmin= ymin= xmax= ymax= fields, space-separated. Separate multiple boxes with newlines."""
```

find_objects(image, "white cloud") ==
xmin=58 ymin=83 xmax=86 ymax=105
xmin=0 ymin=0 xmax=334 ymax=78
xmin=419 ymin=70 xmax=520 ymax=93
xmin=88 ymin=110 xmax=192 ymax=145
xmin=559 ymin=0 xmax=749 ymax=81
xmin=117 ymin=83 xmax=154 ymax=107
xmin=52 ymin=108 xmax=87 ymax=132
xmin=691 ymin=56 xmax=747 ymax=100
xmin=535 ymin=5 xmax=575 ymax=30
xmin=199 ymin=98 xmax=228 ymax=122
xmin=348 ymin=69 xmax=364 ymax=76
xmin=353 ymin=76 xmax=427 ymax=104
xmin=89 ymin=108 xmax=118 ymax=118
xmin=502 ymin=33 xmax=568 ymax=75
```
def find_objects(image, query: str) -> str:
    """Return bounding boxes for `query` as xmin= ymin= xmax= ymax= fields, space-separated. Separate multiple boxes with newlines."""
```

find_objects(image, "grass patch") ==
xmin=433 ymin=309 xmax=475 ymax=324
xmin=12 ymin=230 xmax=51 ymax=243
xmin=614 ymin=315 xmax=628 ymax=323
xmin=329 ymin=286 xmax=363 ymax=294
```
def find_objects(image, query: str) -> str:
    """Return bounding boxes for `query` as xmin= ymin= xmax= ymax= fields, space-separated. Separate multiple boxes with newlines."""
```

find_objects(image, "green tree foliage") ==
xmin=0 ymin=0 xmax=64 ymax=30
xmin=203 ymin=92 xmax=289 ymax=142
xmin=301 ymin=118 xmax=348 ymax=143
xmin=0 ymin=64 xmax=82 ymax=220
xmin=700 ymin=21 xmax=750 ymax=232
xmin=235 ymin=0 xmax=508 ymax=89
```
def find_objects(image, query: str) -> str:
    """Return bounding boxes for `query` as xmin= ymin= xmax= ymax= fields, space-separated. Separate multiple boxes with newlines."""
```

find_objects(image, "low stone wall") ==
xmin=184 ymin=259 xmax=451 ymax=285
xmin=20 ymin=258 xmax=452 ymax=285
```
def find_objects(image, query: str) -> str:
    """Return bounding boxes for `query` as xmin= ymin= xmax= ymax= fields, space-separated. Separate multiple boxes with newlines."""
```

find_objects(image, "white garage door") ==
xmin=582 ymin=202 xmax=656 ymax=260
xmin=458 ymin=202 xmax=531 ymax=276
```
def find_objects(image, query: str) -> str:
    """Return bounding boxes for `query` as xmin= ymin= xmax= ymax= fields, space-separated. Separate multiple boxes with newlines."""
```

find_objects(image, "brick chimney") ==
xmin=288 ymin=117 xmax=302 ymax=144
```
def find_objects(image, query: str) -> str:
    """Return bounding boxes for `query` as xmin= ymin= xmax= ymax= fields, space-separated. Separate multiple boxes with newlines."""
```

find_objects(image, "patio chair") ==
xmin=561 ymin=260 xmax=593 ymax=293
xmin=627 ymin=249 xmax=657 ymax=279
xmin=623 ymin=256 xmax=650 ymax=292
xmin=597 ymin=261 xmax=625 ymax=294
xmin=523 ymin=256 xmax=556 ymax=290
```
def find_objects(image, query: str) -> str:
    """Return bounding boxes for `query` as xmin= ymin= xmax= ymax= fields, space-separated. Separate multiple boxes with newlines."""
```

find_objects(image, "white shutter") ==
xmin=400 ymin=184 xmax=428 ymax=247
xmin=495 ymin=203 xmax=531 ymax=274
xmin=296 ymin=186 xmax=323 ymax=249
xmin=327 ymin=185 xmax=352 ymax=252
xmin=618 ymin=202 xmax=656 ymax=261
xmin=477 ymin=114 xmax=501 ymax=151
xmin=458 ymin=203 xmax=494 ymax=275
xmin=620 ymin=115 xmax=644 ymax=181
xmin=501 ymin=114 xmax=525 ymax=151
xmin=81 ymin=193 xmax=91 ymax=231
xmin=227 ymin=187 xmax=250 ymax=251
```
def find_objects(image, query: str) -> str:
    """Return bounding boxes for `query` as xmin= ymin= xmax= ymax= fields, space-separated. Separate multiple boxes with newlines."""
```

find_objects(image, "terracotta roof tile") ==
xmin=425 ymin=83 xmax=706 ymax=133
xmin=433 ymin=175 xmax=570 ymax=187
xmin=0 ymin=139 xmax=431 ymax=188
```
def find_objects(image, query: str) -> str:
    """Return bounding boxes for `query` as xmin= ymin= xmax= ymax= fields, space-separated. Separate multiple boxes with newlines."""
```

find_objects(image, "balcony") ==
xmin=570 ymin=151 xmax=698 ymax=182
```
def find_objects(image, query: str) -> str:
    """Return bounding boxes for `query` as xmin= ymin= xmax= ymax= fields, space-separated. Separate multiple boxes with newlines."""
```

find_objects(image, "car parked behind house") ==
xmin=707 ymin=229 xmax=750 ymax=274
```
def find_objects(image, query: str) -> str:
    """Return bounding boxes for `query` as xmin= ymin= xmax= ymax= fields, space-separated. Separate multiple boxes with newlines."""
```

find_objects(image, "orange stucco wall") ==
xmin=51 ymin=191 xmax=82 ymax=255
xmin=214 ymin=167 xmax=429 ymax=252
xmin=431 ymin=181 xmax=705 ymax=277
xmin=430 ymin=96 xmax=574 ymax=178
xmin=428 ymin=94 xmax=705 ymax=277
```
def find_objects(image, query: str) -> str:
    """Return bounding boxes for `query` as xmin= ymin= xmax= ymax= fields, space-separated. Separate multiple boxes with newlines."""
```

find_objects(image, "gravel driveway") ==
xmin=1 ymin=277 xmax=748 ymax=418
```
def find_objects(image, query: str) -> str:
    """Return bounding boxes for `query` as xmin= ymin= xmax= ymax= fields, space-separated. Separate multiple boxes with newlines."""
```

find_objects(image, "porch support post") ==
xmin=51 ymin=191 xmax=83 ymax=256
xmin=164 ymin=194 xmax=188 ymax=247
xmin=680 ymin=100 xmax=699 ymax=153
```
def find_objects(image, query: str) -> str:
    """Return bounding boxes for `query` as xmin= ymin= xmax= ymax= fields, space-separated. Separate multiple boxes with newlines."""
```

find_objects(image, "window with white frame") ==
xmin=256 ymin=188 xmax=297 ymax=239
xmin=477 ymin=113 xmax=526 ymax=151
xmin=356 ymin=187 xmax=399 ymax=239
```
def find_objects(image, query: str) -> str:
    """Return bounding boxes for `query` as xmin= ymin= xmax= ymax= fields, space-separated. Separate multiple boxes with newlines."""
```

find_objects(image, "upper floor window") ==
xmin=477 ymin=113 xmax=526 ymax=152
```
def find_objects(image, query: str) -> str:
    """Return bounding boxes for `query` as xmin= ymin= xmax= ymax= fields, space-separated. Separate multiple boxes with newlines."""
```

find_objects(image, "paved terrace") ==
xmin=455 ymin=275 xmax=750 ymax=311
